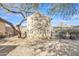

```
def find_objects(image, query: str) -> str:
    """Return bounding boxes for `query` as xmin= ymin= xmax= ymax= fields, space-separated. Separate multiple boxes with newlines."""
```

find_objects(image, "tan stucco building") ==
xmin=0 ymin=20 xmax=6 ymax=36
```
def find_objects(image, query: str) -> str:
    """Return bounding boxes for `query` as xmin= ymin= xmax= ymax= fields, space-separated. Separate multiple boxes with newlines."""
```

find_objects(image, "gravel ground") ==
xmin=7 ymin=38 xmax=79 ymax=56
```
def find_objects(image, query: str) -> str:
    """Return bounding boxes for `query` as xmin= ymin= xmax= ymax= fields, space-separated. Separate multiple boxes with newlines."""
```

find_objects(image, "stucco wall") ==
xmin=0 ymin=21 xmax=5 ymax=35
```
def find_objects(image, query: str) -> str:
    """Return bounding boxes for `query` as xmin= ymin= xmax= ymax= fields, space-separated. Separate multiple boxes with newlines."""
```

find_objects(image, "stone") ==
xmin=35 ymin=49 xmax=41 ymax=53
xmin=27 ymin=12 xmax=52 ymax=40
xmin=39 ymin=51 xmax=48 ymax=56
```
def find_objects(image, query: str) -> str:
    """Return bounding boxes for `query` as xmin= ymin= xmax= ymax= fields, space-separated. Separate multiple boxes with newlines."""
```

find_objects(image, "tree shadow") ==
xmin=0 ymin=39 xmax=8 ymax=44
xmin=0 ymin=45 xmax=18 ymax=56
xmin=55 ymin=39 xmax=79 ymax=56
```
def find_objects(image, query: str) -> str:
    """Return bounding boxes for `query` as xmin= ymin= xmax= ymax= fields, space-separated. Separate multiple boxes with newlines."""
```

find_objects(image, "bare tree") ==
xmin=0 ymin=3 xmax=39 ymax=38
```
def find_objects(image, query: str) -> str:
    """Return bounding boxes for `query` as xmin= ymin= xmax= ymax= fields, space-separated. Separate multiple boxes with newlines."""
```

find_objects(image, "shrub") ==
xmin=56 ymin=29 xmax=79 ymax=40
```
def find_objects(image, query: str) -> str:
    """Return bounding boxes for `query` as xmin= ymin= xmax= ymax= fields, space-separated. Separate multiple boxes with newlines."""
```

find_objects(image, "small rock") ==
xmin=48 ymin=51 xmax=56 ymax=56
xmin=36 ymin=49 xmax=41 ymax=53
xmin=48 ymin=43 xmax=52 ymax=46
xmin=39 ymin=51 xmax=48 ymax=56
xmin=36 ymin=45 xmax=43 ymax=49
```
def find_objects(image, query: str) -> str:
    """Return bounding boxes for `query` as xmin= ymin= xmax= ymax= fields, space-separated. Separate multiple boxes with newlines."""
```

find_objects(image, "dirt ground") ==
xmin=0 ymin=36 xmax=79 ymax=56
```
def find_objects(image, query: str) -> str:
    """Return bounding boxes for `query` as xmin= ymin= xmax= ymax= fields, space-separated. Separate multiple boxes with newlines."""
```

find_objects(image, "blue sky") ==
xmin=0 ymin=3 xmax=79 ymax=26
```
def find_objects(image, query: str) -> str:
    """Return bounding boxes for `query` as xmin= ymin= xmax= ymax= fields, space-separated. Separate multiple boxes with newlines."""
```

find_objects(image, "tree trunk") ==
xmin=16 ymin=25 xmax=22 ymax=38
xmin=17 ymin=19 xmax=25 ymax=37
xmin=0 ymin=17 xmax=21 ymax=38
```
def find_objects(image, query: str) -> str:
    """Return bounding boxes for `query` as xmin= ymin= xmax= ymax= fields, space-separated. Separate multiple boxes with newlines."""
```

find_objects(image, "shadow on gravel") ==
xmin=0 ymin=39 xmax=8 ymax=44
xmin=0 ymin=45 xmax=18 ymax=56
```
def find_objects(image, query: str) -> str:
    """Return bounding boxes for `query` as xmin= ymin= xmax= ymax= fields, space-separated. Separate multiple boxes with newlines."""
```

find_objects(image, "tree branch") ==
xmin=0 ymin=3 xmax=21 ymax=14
xmin=0 ymin=3 xmax=26 ymax=19
xmin=17 ymin=19 xmax=26 ymax=27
